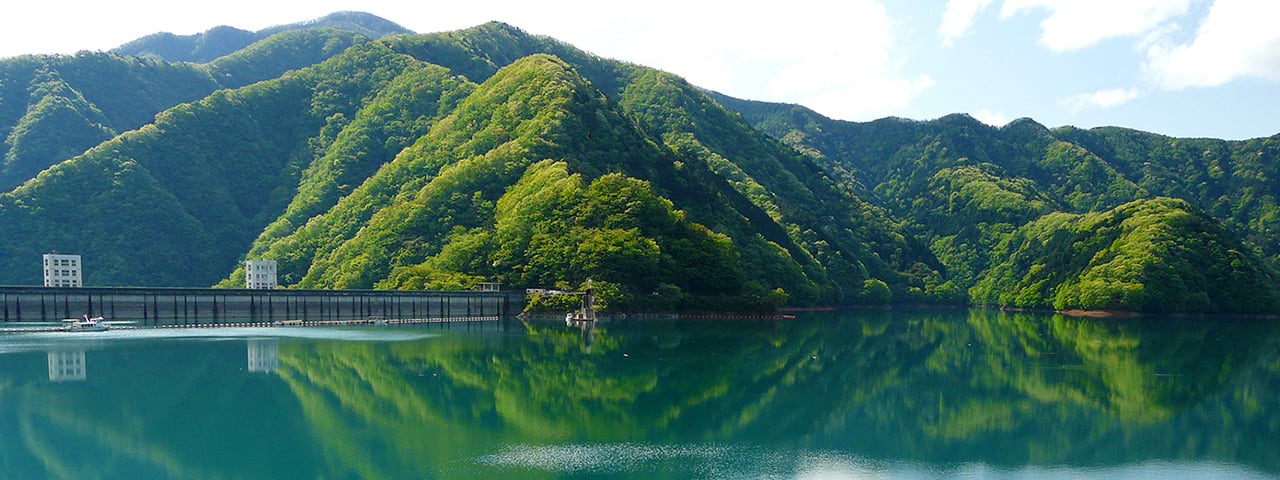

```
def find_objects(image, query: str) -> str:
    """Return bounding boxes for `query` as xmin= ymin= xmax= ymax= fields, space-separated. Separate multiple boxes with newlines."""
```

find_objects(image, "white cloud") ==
xmin=0 ymin=0 xmax=391 ymax=58
xmin=531 ymin=0 xmax=932 ymax=121
xmin=794 ymin=73 xmax=936 ymax=122
xmin=972 ymin=109 xmax=1011 ymax=127
xmin=1061 ymin=88 xmax=1141 ymax=112
xmin=1143 ymin=0 xmax=1280 ymax=89
xmin=780 ymin=4 xmax=935 ymax=120
xmin=1000 ymin=0 xmax=1194 ymax=51
xmin=940 ymin=0 xmax=995 ymax=47
xmin=0 ymin=0 xmax=932 ymax=121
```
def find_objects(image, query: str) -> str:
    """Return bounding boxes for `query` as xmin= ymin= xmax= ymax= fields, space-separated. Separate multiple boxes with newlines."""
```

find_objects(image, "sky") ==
xmin=2 ymin=0 xmax=1279 ymax=139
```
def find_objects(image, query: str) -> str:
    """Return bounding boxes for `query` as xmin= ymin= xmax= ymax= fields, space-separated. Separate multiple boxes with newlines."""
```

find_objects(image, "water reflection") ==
xmin=267 ymin=310 xmax=1280 ymax=477
xmin=573 ymin=318 xmax=596 ymax=349
xmin=247 ymin=338 xmax=279 ymax=372
xmin=0 ymin=310 xmax=1275 ymax=479
xmin=47 ymin=350 xmax=86 ymax=382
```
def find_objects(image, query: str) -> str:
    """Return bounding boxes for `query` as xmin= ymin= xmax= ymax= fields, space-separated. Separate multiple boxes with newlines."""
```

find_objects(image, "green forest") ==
xmin=0 ymin=14 xmax=1277 ymax=313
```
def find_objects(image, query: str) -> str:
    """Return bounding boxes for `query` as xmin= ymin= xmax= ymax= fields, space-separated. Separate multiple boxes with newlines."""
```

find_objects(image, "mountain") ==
xmin=0 ymin=13 xmax=1274 ymax=313
xmin=0 ymin=20 xmax=945 ymax=311
xmin=0 ymin=54 xmax=217 ymax=190
xmin=972 ymin=197 xmax=1278 ymax=313
xmin=111 ymin=11 xmax=412 ymax=63
xmin=222 ymin=23 xmax=948 ymax=308
xmin=0 ymin=27 xmax=373 ymax=192
xmin=714 ymin=94 xmax=1280 ymax=313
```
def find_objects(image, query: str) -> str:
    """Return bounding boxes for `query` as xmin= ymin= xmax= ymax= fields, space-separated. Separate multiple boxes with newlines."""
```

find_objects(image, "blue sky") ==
xmin=2 ymin=0 xmax=1277 ymax=139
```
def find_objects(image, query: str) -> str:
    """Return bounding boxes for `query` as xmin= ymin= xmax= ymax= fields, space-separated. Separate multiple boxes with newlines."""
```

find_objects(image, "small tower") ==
xmin=43 ymin=253 xmax=82 ymax=287
xmin=245 ymin=259 xmax=278 ymax=289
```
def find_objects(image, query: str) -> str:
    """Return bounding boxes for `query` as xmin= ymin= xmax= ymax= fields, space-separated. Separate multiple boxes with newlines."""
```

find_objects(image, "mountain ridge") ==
xmin=111 ymin=11 xmax=413 ymax=63
xmin=714 ymin=91 xmax=1280 ymax=312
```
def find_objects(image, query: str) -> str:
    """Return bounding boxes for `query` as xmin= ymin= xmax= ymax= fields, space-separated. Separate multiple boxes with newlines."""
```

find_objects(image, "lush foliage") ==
xmin=2 ymin=68 xmax=115 ymax=188
xmin=205 ymin=28 xmax=370 ymax=89
xmin=0 ymin=40 xmax=429 ymax=286
xmin=970 ymin=198 xmax=1280 ymax=313
xmin=381 ymin=160 xmax=744 ymax=309
xmin=228 ymin=32 xmax=937 ymax=308
xmin=0 ymin=26 xmax=383 ymax=192
xmin=0 ymin=52 xmax=219 ymax=190
xmin=727 ymin=97 xmax=1280 ymax=312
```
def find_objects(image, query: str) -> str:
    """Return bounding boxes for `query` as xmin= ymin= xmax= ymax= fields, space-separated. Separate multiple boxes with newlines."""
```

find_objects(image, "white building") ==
xmin=245 ymin=259 xmax=278 ymax=289
xmin=43 ymin=253 xmax=82 ymax=287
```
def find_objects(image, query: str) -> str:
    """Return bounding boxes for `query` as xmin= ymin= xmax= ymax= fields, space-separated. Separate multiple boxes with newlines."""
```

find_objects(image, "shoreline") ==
xmin=1057 ymin=309 xmax=1139 ymax=319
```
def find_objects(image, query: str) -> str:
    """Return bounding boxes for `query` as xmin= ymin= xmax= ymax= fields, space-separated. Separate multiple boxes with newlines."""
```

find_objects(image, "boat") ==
xmin=61 ymin=315 xmax=109 ymax=332
xmin=59 ymin=315 xmax=137 ymax=332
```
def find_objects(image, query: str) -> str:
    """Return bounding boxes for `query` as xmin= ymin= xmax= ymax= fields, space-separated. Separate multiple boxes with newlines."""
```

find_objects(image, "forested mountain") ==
xmin=0 ymin=25 xmax=375 ymax=191
xmin=0 ymin=20 xmax=942 ymax=310
xmin=715 ymin=95 xmax=1280 ymax=312
xmin=111 ymin=11 xmax=411 ymax=63
xmin=0 ymin=13 xmax=1274 ymax=313
xmin=221 ymin=24 xmax=947 ymax=308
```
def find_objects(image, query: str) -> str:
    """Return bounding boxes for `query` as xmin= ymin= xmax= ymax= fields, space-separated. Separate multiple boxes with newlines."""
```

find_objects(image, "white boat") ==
xmin=60 ymin=315 xmax=138 ymax=332
xmin=61 ymin=315 xmax=110 ymax=332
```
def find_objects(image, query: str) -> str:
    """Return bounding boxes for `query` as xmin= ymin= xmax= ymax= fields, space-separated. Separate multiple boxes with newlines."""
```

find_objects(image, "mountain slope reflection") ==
xmin=274 ymin=310 xmax=1280 ymax=478
xmin=0 ymin=311 xmax=1275 ymax=479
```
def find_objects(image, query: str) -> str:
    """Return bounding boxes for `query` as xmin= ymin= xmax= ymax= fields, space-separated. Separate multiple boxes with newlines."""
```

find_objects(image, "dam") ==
xmin=0 ymin=286 xmax=522 ymax=326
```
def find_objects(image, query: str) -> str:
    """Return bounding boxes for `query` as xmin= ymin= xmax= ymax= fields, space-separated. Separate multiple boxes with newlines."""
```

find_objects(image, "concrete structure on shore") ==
xmin=43 ymin=253 xmax=82 ymax=288
xmin=0 ymin=285 xmax=521 ymax=326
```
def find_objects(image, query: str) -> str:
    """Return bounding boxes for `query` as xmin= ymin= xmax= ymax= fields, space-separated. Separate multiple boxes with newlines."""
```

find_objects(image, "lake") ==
xmin=0 ymin=308 xmax=1277 ymax=479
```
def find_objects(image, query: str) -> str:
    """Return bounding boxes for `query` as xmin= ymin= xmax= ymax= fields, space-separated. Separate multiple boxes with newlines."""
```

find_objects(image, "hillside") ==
xmin=972 ymin=198 xmax=1278 ymax=313
xmin=0 ymin=40 xmax=424 ymax=285
xmin=716 ymin=94 xmax=1280 ymax=312
xmin=0 ymin=13 xmax=1274 ymax=313
xmin=0 ymin=27 xmax=374 ymax=192
xmin=0 ymin=21 xmax=946 ymax=311
xmin=224 ymin=25 xmax=949 ymax=307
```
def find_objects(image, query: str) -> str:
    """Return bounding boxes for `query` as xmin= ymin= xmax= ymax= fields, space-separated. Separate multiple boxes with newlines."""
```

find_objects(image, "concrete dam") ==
xmin=0 ymin=286 xmax=523 ymax=326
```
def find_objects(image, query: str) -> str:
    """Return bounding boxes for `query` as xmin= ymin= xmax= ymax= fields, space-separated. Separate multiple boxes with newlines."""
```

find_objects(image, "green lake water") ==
xmin=1 ymin=308 xmax=1278 ymax=479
